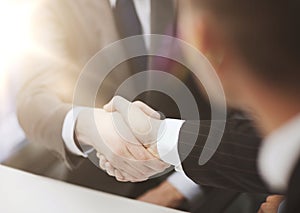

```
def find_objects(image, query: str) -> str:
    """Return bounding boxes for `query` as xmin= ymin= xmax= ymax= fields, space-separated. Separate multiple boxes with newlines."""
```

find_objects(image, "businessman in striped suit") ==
xmin=103 ymin=0 xmax=300 ymax=212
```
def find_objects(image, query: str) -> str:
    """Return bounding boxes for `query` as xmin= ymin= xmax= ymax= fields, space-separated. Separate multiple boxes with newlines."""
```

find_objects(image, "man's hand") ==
xmin=137 ymin=180 xmax=186 ymax=208
xmin=103 ymin=96 xmax=166 ymax=158
xmin=75 ymin=108 xmax=169 ymax=182
xmin=257 ymin=195 xmax=285 ymax=213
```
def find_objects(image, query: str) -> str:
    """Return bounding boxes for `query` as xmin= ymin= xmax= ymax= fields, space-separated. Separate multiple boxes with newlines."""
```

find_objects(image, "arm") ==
xmin=178 ymin=119 xmax=270 ymax=193
xmin=16 ymin=0 xmax=131 ymax=168
xmin=17 ymin=2 xmax=79 ymax=166
xmin=103 ymin=96 xmax=272 ymax=193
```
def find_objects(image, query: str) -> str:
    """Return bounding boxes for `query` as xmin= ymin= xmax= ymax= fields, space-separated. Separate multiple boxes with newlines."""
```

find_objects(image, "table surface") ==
xmin=0 ymin=165 xmax=185 ymax=213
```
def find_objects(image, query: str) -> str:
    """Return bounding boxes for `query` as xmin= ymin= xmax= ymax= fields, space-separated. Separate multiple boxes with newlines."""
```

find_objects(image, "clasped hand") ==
xmin=75 ymin=96 xmax=170 ymax=182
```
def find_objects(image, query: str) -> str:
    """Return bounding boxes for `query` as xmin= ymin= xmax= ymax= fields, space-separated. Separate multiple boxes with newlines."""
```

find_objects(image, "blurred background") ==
xmin=0 ymin=0 xmax=67 ymax=179
xmin=0 ymin=0 xmax=66 ymax=179
xmin=0 ymin=0 xmax=34 ymax=162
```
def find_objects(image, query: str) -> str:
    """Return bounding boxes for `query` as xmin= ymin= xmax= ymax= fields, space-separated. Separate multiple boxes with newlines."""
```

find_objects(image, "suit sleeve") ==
xmin=17 ymin=1 xmax=133 ymax=168
xmin=178 ymin=118 xmax=273 ymax=193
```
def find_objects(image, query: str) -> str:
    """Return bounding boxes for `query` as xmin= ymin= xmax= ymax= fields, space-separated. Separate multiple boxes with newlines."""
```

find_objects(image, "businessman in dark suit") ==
xmin=177 ymin=2 xmax=300 ymax=212
xmin=101 ymin=0 xmax=300 ymax=212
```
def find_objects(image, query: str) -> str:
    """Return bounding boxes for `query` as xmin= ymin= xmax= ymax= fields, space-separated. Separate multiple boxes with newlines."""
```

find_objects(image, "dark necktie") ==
xmin=114 ymin=0 xmax=148 ymax=73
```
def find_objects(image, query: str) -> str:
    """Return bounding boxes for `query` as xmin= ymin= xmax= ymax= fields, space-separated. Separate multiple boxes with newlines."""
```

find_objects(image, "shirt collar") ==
xmin=259 ymin=114 xmax=300 ymax=192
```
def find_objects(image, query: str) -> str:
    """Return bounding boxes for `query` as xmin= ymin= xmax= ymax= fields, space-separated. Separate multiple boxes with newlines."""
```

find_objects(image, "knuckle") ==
xmin=133 ymin=101 xmax=143 ymax=105
xmin=113 ymin=96 xmax=123 ymax=104
xmin=113 ymin=145 xmax=124 ymax=157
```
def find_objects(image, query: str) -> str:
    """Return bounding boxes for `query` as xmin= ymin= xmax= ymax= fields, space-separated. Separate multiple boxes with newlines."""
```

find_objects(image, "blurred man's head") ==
xmin=180 ymin=0 xmax=300 ymax=133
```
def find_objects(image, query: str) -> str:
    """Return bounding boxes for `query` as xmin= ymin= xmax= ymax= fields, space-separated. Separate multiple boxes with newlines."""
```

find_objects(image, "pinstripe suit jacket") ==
xmin=286 ymin=157 xmax=300 ymax=213
xmin=178 ymin=117 xmax=273 ymax=194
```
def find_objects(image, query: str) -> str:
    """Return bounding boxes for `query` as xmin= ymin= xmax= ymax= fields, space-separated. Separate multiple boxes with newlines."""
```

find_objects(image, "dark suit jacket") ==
xmin=178 ymin=116 xmax=273 ymax=194
xmin=286 ymin=157 xmax=300 ymax=213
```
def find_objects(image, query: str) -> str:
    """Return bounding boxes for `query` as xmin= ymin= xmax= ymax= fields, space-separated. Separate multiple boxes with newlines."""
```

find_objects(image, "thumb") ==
xmin=104 ymin=96 xmax=161 ymax=145
xmin=103 ymin=96 xmax=127 ymax=113
xmin=132 ymin=101 xmax=161 ymax=119
xmin=104 ymin=96 xmax=161 ymax=119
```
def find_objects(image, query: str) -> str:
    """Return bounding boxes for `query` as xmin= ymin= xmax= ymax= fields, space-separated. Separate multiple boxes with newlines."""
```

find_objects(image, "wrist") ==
xmin=159 ymin=181 xmax=185 ymax=206
xmin=74 ymin=108 xmax=97 ymax=156
xmin=62 ymin=106 xmax=91 ymax=157
xmin=74 ymin=108 xmax=94 ymax=147
xmin=156 ymin=119 xmax=185 ymax=166
xmin=74 ymin=110 xmax=86 ymax=143
xmin=143 ymin=119 xmax=164 ymax=158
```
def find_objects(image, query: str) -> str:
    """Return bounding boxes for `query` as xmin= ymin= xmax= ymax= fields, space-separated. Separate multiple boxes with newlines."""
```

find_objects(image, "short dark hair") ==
xmin=193 ymin=0 xmax=300 ymax=93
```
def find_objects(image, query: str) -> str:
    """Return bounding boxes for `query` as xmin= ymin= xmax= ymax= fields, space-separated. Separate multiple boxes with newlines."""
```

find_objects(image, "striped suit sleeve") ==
xmin=178 ymin=118 xmax=274 ymax=193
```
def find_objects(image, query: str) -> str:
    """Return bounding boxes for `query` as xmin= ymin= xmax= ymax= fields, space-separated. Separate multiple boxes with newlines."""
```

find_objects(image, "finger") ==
xmin=142 ymin=158 xmax=170 ymax=173
xmin=260 ymin=203 xmax=272 ymax=212
xmin=130 ymin=178 xmax=148 ymax=183
xmin=105 ymin=162 xmax=116 ymax=177
xmin=99 ymin=161 xmax=106 ymax=171
xmin=114 ymin=169 xmax=126 ymax=182
xmin=266 ymin=195 xmax=276 ymax=202
xmin=98 ymin=154 xmax=139 ymax=181
xmin=257 ymin=202 xmax=268 ymax=213
xmin=124 ymin=141 xmax=155 ymax=161
xmin=257 ymin=208 xmax=263 ymax=213
xmin=103 ymin=98 xmax=114 ymax=112
xmin=108 ymin=145 xmax=168 ymax=176
xmin=109 ymin=158 xmax=149 ymax=180
xmin=111 ymin=112 xmax=154 ymax=159
xmin=104 ymin=96 xmax=151 ymax=135
xmin=104 ymin=97 xmax=161 ymax=120
xmin=105 ymin=97 xmax=162 ymax=152
xmin=117 ymin=170 xmax=138 ymax=182
xmin=103 ymin=96 xmax=130 ymax=115
xmin=104 ymin=162 xmax=130 ymax=182
xmin=129 ymin=159 xmax=169 ymax=180
xmin=112 ymin=166 xmax=144 ymax=182
xmin=98 ymin=154 xmax=107 ymax=168
xmin=266 ymin=195 xmax=284 ymax=203
xmin=97 ymin=154 xmax=107 ymax=171
xmin=128 ymin=160 xmax=157 ymax=176
xmin=98 ymin=142 xmax=158 ymax=179
xmin=132 ymin=101 xmax=161 ymax=119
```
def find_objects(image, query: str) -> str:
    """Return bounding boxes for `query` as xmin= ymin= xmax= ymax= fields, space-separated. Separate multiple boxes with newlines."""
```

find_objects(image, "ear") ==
xmin=194 ymin=13 xmax=225 ymax=71
xmin=178 ymin=3 xmax=228 ymax=77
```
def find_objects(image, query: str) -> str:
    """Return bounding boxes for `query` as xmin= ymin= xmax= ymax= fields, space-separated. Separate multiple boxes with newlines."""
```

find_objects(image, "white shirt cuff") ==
xmin=157 ymin=118 xmax=185 ymax=168
xmin=62 ymin=107 xmax=90 ymax=157
xmin=167 ymin=172 xmax=203 ymax=202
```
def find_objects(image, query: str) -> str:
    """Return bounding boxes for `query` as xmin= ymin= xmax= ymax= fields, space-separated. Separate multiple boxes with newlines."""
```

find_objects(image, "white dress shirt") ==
xmin=259 ymin=114 xmax=300 ymax=192
xmin=157 ymin=119 xmax=185 ymax=171
xmin=159 ymin=113 xmax=300 ymax=193
xmin=62 ymin=0 xmax=201 ymax=202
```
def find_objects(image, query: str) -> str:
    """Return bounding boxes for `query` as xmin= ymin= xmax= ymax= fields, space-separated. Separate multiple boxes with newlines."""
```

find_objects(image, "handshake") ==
xmin=75 ymin=96 xmax=171 ymax=182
